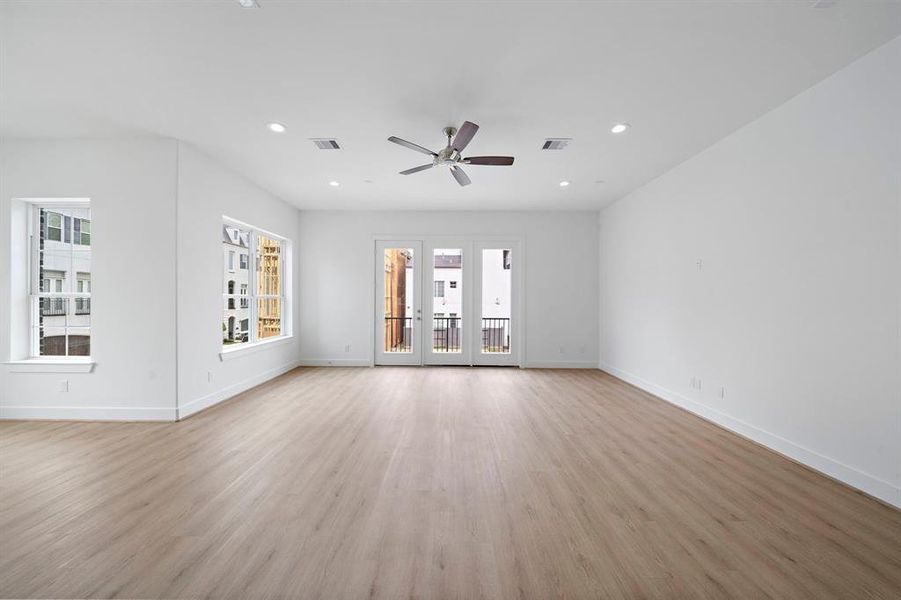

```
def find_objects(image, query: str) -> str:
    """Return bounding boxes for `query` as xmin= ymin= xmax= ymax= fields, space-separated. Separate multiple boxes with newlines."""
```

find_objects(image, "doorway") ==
xmin=374 ymin=237 xmax=521 ymax=366
xmin=375 ymin=240 xmax=422 ymax=365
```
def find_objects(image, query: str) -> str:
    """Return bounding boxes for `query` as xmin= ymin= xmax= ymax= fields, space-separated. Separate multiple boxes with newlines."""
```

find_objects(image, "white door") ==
xmin=423 ymin=240 xmax=472 ymax=365
xmin=375 ymin=240 xmax=422 ymax=365
xmin=472 ymin=241 xmax=521 ymax=366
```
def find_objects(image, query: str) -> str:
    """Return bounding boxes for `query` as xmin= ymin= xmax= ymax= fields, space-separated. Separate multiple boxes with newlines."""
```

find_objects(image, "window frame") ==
xmin=28 ymin=201 xmax=92 ymax=360
xmin=221 ymin=217 xmax=291 ymax=355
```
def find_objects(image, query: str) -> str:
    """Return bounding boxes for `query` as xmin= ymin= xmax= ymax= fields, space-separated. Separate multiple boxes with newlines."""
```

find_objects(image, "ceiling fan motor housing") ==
xmin=436 ymin=147 xmax=460 ymax=166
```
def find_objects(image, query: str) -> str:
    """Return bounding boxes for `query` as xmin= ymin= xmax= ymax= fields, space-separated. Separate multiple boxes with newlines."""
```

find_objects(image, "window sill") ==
xmin=5 ymin=358 xmax=95 ymax=373
xmin=219 ymin=335 xmax=293 ymax=362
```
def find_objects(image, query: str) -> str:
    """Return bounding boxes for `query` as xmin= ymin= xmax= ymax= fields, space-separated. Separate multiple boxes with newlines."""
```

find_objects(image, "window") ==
xmin=30 ymin=203 xmax=92 ymax=357
xmin=45 ymin=211 xmax=63 ymax=241
xmin=76 ymin=274 xmax=91 ymax=315
xmin=74 ymin=217 xmax=91 ymax=245
xmin=222 ymin=220 xmax=288 ymax=347
xmin=433 ymin=280 xmax=445 ymax=298
xmin=449 ymin=281 xmax=457 ymax=289
xmin=227 ymin=280 xmax=236 ymax=309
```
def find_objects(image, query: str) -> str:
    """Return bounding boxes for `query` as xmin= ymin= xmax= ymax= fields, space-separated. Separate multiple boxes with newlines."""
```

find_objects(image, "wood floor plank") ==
xmin=1 ymin=367 xmax=899 ymax=599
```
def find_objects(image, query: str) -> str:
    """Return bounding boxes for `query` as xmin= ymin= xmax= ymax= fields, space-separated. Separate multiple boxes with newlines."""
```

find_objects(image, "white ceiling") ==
xmin=2 ymin=1 xmax=899 ymax=210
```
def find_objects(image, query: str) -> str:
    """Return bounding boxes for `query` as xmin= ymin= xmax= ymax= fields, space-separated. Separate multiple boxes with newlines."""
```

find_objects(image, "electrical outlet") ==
xmin=559 ymin=346 xmax=565 ymax=355
xmin=344 ymin=344 xmax=351 ymax=353
xmin=59 ymin=379 xmax=69 ymax=392
xmin=207 ymin=371 xmax=213 ymax=383
xmin=719 ymin=386 xmax=726 ymax=399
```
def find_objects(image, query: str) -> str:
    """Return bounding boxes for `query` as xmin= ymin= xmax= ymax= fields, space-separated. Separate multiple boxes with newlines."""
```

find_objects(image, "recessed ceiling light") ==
xmin=267 ymin=122 xmax=286 ymax=133
xmin=611 ymin=123 xmax=630 ymax=134
xmin=559 ymin=181 xmax=570 ymax=187
xmin=329 ymin=181 xmax=340 ymax=187
xmin=238 ymin=0 xmax=260 ymax=8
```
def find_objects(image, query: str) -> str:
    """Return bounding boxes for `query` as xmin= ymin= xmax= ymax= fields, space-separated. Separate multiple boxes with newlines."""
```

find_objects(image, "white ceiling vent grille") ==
xmin=810 ymin=0 xmax=837 ymax=8
xmin=311 ymin=138 xmax=341 ymax=150
xmin=542 ymin=138 xmax=572 ymax=150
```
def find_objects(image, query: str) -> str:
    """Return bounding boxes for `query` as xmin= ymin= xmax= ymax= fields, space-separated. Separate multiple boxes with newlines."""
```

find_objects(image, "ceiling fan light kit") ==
xmin=387 ymin=120 xmax=515 ymax=187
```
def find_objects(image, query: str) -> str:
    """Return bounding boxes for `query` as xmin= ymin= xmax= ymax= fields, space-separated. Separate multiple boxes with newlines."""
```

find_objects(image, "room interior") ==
xmin=1 ymin=1 xmax=899 ymax=598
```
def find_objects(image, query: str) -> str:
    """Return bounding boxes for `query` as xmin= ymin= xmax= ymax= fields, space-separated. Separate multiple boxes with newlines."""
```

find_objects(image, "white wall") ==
xmin=0 ymin=139 xmax=302 ymax=420
xmin=175 ymin=143 xmax=302 ymax=418
xmin=0 ymin=139 xmax=179 ymax=420
xmin=599 ymin=37 xmax=901 ymax=507
xmin=298 ymin=211 xmax=599 ymax=367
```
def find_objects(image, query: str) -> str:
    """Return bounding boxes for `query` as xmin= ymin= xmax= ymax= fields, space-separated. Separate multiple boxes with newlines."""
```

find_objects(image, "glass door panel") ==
xmin=472 ymin=241 xmax=520 ymax=366
xmin=424 ymin=242 xmax=470 ymax=365
xmin=375 ymin=241 xmax=422 ymax=365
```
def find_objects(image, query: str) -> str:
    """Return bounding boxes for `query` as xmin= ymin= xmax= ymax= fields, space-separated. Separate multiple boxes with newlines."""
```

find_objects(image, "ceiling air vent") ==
xmin=810 ymin=0 xmax=837 ymax=8
xmin=311 ymin=138 xmax=341 ymax=150
xmin=542 ymin=138 xmax=571 ymax=150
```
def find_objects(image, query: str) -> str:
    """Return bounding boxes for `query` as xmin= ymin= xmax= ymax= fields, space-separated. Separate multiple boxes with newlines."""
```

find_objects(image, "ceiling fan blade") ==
xmin=450 ymin=165 xmax=471 ymax=187
xmin=399 ymin=163 xmax=435 ymax=175
xmin=464 ymin=156 xmax=515 ymax=166
xmin=451 ymin=121 xmax=479 ymax=152
xmin=388 ymin=136 xmax=437 ymax=157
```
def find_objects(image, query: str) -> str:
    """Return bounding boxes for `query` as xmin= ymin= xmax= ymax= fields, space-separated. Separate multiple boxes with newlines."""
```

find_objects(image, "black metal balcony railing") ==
xmin=75 ymin=299 xmax=91 ymax=315
xmin=384 ymin=316 xmax=412 ymax=352
xmin=432 ymin=317 xmax=461 ymax=352
xmin=39 ymin=298 xmax=91 ymax=317
xmin=40 ymin=299 xmax=67 ymax=316
xmin=384 ymin=316 xmax=511 ymax=353
xmin=482 ymin=317 xmax=511 ymax=353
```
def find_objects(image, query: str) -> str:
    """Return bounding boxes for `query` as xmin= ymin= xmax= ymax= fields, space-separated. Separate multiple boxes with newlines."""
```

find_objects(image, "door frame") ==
xmin=373 ymin=240 xmax=423 ymax=365
xmin=371 ymin=234 xmax=525 ymax=367
xmin=471 ymin=239 xmax=522 ymax=366
xmin=423 ymin=239 xmax=472 ymax=366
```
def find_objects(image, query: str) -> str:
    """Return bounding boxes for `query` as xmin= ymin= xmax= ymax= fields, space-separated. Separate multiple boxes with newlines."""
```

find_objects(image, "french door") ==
xmin=375 ymin=240 xmax=422 ymax=365
xmin=423 ymin=240 xmax=471 ymax=365
xmin=471 ymin=240 xmax=520 ymax=366
xmin=374 ymin=237 xmax=520 ymax=366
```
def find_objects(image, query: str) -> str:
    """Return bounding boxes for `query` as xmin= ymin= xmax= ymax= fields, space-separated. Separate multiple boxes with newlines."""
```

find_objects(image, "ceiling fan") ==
xmin=388 ymin=121 xmax=514 ymax=187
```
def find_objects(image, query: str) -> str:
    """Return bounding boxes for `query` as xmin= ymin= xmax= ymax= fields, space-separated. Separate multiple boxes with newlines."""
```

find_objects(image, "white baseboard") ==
xmin=599 ymin=362 xmax=901 ymax=509
xmin=297 ymin=359 xmax=600 ymax=369
xmin=295 ymin=359 xmax=600 ymax=369
xmin=177 ymin=361 xmax=300 ymax=419
xmin=297 ymin=358 xmax=372 ymax=367
xmin=0 ymin=405 xmax=177 ymax=421
xmin=524 ymin=360 xmax=598 ymax=369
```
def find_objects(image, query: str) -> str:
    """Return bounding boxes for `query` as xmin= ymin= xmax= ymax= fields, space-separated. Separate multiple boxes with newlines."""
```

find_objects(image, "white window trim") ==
xmin=221 ymin=216 xmax=292 ymax=356
xmin=5 ymin=357 xmax=95 ymax=373
xmin=219 ymin=334 xmax=293 ymax=361
xmin=27 ymin=200 xmax=92 ymax=361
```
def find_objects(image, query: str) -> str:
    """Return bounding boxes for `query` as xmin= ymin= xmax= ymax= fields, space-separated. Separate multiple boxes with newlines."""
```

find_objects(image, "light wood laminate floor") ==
xmin=1 ymin=367 xmax=899 ymax=599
